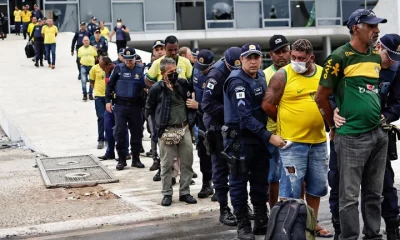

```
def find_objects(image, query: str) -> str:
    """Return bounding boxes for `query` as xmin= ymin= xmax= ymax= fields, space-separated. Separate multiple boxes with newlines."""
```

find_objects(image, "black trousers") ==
xmin=197 ymin=114 xmax=212 ymax=183
xmin=34 ymin=40 xmax=44 ymax=62
xmin=116 ymin=40 xmax=127 ymax=54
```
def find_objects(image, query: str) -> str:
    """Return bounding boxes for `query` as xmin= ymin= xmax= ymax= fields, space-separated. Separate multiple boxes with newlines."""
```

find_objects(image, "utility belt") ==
xmin=382 ymin=123 xmax=400 ymax=160
xmin=220 ymin=125 xmax=247 ymax=177
xmin=168 ymin=121 xmax=188 ymax=129
xmin=114 ymin=97 xmax=141 ymax=106
xmin=200 ymin=125 xmax=222 ymax=156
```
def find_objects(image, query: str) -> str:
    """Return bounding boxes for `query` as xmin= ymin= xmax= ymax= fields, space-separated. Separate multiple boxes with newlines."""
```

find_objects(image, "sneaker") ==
xmin=97 ymin=141 xmax=105 ymax=149
xmin=161 ymin=195 xmax=172 ymax=206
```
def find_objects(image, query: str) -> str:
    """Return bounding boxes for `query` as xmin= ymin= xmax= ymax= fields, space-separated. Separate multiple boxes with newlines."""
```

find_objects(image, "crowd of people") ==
xmin=11 ymin=5 xmax=400 ymax=240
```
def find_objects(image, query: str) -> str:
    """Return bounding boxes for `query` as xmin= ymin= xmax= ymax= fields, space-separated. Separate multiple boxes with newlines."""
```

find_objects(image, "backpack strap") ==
xmin=282 ymin=200 xmax=301 ymax=240
xmin=265 ymin=201 xmax=285 ymax=240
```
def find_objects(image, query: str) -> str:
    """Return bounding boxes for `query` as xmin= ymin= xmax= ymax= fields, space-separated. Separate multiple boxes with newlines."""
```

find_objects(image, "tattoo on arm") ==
xmin=264 ymin=70 xmax=286 ymax=105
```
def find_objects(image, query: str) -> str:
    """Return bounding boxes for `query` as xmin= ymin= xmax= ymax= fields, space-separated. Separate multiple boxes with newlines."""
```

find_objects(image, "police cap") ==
xmin=194 ymin=49 xmax=215 ymax=71
xmin=224 ymin=47 xmax=242 ymax=69
xmin=380 ymin=34 xmax=400 ymax=62
xmin=123 ymin=48 xmax=136 ymax=60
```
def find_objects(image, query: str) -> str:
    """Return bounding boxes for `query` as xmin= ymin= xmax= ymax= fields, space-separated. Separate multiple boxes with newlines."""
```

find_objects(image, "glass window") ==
xmin=112 ymin=2 xmax=144 ymax=32
xmin=80 ymin=0 xmax=111 ymax=23
xmin=176 ymin=1 xmax=205 ymax=30
xmin=145 ymin=0 xmax=174 ymax=22
xmin=0 ymin=0 xmax=7 ymax=4
xmin=315 ymin=0 xmax=341 ymax=26
xmin=263 ymin=0 xmax=289 ymax=19
xmin=342 ymin=0 xmax=366 ymax=26
xmin=44 ymin=0 xmax=78 ymax=1
xmin=235 ymin=1 xmax=262 ymax=29
xmin=317 ymin=19 xmax=341 ymax=26
xmin=264 ymin=20 xmax=289 ymax=27
xmin=207 ymin=21 xmax=234 ymax=28
xmin=44 ymin=4 xmax=78 ymax=32
xmin=206 ymin=0 xmax=234 ymax=20
xmin=146 ymin=23 xmax=175 ymax=31
xmin=290 ymin=1 xmax=316 ymax=27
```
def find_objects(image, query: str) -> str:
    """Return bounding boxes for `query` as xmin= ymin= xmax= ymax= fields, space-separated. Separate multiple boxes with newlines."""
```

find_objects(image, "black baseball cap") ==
xmin=117 ymin=18 xmax=122 ymax=22
xmin=224 ymin=47 xmax=242 ymax=69
xmin=269 ymin=35 xmax=290 ymax=52
xmin=380 ymin=34 xmax=400 ymax=62
xmin=347 ymin=9 xmax=387 ymax=29
xmin=123 ymin=48 xmax=136 ymax=60
xmin=80 ymin=22 xmax=86 ymax=26
xmin=153 ymin=40 xmax=165 ymax=49
xmin=95 ymin=27 xmax=101 ymax=33
xmin=91 ymin=16 xmax=97 ymax=20
xmin=192 ymin=48 xmax=200 ymax=56
xmin=241 ymin=43 xmax=262 ymax=58
xmin=194 ymin=50 xmax=215 ymax=71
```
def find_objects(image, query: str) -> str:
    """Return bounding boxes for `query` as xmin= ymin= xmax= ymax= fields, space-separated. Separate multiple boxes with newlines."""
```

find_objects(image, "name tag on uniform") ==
xmin=254 ymin=87 xmax=262 ymax=96
xmin=123 ymin=73 xmax=131 ymax=78
xmin=79 ymin=34 xmax=83 ymax=37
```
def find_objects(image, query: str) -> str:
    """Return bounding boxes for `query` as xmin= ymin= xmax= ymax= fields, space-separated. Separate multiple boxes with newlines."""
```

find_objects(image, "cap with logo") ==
xmin=224 ymin=47 xmax=242 ymax=69
xmin=80 ymin=21 xmax=86 ymax=26
xmin=241 ymin=43 xmax=262 ymax=58
xmin=269 ymin=35 xmax=290 ymax=52
xmin=91 ymin=16 xmax=97 ymax=20
xmin=135 ymin=55 xmax=142 ymax=62
xmin=95 ymin=27 xmax=101 ymax=33
xmin=117 ymin=18 xmax=122 ymax=22
xmin=380 ymin=34 xmax=400 ymax=62
xmin=192 ymin=48 xmax=200 ymax=56
xmin=194 ymin=50 xmax=215 ymax=71
xmin=123 ymin=48 xmax=136 ymax=60
xmin=347 ymin=9 xmax=387 ymax=29
xmin=119 ymin=48 xmax=125 ymax=55
xmin=37 ymin=18 xmax=42 ymax=21
xmin=153 ymin=40 xmax=165 ymax=49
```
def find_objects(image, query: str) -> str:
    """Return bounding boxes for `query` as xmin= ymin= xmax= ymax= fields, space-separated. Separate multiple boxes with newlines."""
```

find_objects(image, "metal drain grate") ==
xmin=36 ymin=155 xmax=119 ymax=188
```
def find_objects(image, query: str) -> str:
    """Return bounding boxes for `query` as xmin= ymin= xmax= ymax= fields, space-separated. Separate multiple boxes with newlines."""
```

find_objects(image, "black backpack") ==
xmin=25 ymin=42 xmax=35 ymax=58
xmin=265 ymin=199 xmax=316 ymax=240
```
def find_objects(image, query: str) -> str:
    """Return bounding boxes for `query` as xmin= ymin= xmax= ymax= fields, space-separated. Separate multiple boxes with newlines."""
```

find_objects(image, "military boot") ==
xmin=219 ymin=205 xmax=237 ymax=226
xmin=153 ymin=169 xmax=161 ymax=181
xmin=116 ymin=154 xmax=127 ymax=170
xmin=149 ymin=156 xmax=160 ymax=171
xmin=234 ymin=208 xmax=255 ymax=240
xmin=198 ymin=181 xmax=214 ymax=198
xmin=253 ymin=205 xmax=269 ymax=235
xmin=385 ymin=216 xmax=400 ymax=240
xmin=131 ymin=152 xmax=145 ymax=168
xmin=332 ymin=216 xmax=341 ymax=240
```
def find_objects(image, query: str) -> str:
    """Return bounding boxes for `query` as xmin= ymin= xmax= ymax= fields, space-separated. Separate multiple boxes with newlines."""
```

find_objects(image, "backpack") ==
xmin=25 ymin=42 xmax=35 ymax=58
xmin=265 ymin=199 xmax=316 ymax=240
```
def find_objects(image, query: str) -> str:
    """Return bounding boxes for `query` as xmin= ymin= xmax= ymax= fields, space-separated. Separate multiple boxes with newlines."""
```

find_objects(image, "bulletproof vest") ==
xmin=77 ymin=30 xmax=90 ymax=46
xmin=223 ymin=69 xmax=267 ymax=129
xmin=33 ymin=25 xmax=43 ymax=38
xmin=91 ymin=39 xmax=106 ymax=52
xmin=115 ymin=63 xmax=145 ymax=100
xmin=379 ymin=62 xmax=399 ymax=108
xmin=192 ymin=68 xmax=207 ymax=104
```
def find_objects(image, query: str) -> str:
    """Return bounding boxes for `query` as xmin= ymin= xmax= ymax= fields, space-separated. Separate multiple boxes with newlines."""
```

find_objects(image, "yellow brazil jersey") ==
xmin=277 ymin=64 xmax=326 ymax=144
xmin=89 ymin=64 xmax=106 ymax=97
xmin=263 ymin=65 xmax=278 ymax=134
xmin=14 ymin=10 xmax=21 ymax=22
xmin=100 ymin=27 xmax=110 ymax=38
xmin=20 ymin=10 xmax=32 ymax=23
xmin=41 ymin=25 xmax=58 ymax=44
xmin=146 ymin=56 xmax=193 ymax=81
xmin=27 ymin=22 xmax=37 ymax=38
xmin=78 ymin=46 xmax=98 ymax=66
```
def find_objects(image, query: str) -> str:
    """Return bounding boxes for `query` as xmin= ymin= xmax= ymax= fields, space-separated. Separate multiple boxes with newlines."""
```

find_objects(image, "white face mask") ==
xmin=291 ymin=56 xmax=311 ymax=74
xmin=117 ymin=22 xmax=122 ymax=27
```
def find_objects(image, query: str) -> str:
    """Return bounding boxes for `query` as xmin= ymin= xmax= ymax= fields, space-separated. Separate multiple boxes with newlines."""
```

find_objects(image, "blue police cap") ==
xmin=192 ymin=48 xmax=200 ymax=56
xmin=194 ymin=49 xmax=215 ymax=71
xmin=380 ymin=34 xmax=400 ymax=62
xmin=241 ymin=43 xmax=262 ymax=58
xmin=135 ymin=54 xmax=142 ymax=62
xmin=152 ymin=40 xmax=165 ymax=49
xmin=224 ymin=47 xmax=242 ymax=69
xmin=123 ymin=48 xmax=136 ymax=60
xmin=347 ymin=9 xmax=387 ymax=29
xmin=119 ymin=48 xmax=125 ymax=55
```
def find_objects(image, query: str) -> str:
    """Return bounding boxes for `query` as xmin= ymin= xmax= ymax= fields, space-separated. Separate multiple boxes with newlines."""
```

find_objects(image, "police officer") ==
xmin=72 ymin=22 xmax=91 ymax=80
xmin=30 ymin=18 xmax=44 ymax=67
xmin=87 ymin=16 xmax=98 ymax=35
xmin=329 ymin=34 xmax=400 ymax=240
xmin=223 ymin=43 xmax=285 ymax=240
xmin=189 ymin=49 xmax=215 ymax=199
xmin=202 ymin=47 xmax=241 ymax=226
xmin=114 ymin=48 xmax=125 ymax=65
xmin=91 ymin=28 xmax=108 ymax=57
xmin=31 ymin=4 xmax=43 ymax=20
xmin=106 ymin=48 xmax=146 ymax=170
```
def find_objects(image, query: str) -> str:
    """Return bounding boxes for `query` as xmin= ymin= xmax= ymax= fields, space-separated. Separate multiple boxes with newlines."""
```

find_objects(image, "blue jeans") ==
xmin=44 ymin=43 xmax=56 ymax=65
xmin=95 ymin=97 xmax=106 ymax=141
xmin=104 ymin=109 xmax=129 ymax=157
xmin=268 ymin=143 xmax=282 ymax=183
xmin=279 ymin=142 xmax=328 ymax=199
xmin=80 ymin=65 xmax=93 ymax=95
xmin=22 ymin=22 xmax=28 ymax=39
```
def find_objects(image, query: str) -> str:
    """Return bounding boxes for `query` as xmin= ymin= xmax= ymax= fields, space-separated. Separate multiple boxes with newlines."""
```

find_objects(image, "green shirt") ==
xmin=319 ymin=42 xmax=382 ymax=135
xmin=168 ymin=88 xmax=187 ymax=126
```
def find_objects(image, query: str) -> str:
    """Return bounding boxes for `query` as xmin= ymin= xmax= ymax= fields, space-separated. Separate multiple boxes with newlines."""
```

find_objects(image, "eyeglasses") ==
xmin=355 ymin=9 xmax=375 ymax=23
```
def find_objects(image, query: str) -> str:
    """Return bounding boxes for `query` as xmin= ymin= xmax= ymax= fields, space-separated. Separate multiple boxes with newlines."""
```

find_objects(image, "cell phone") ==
xmin=280 ymin=140 xmax=293 ymax=150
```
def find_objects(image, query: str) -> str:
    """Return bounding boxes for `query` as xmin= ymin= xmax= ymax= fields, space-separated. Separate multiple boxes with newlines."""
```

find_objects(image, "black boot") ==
xmin=219 ymin=205 xmax=237 ymax=226
xmin=332 ymin=216 xmax=341 ymax=240
xmin=40 ymin=61 xmax=44 ymax=67
xmin=247 ymin=204 xmax=255 ymax=220
xmin=153 ymin=169 xmax=161 ymax=181
xmin=234 ymin=208 xmax=255 ymax=240
xmin=34 ymin=61 xmax=39 ymax=67
xmin=198 ymin=181 xmax=214 ymax=198
xmin=131 ymin=152 xmax=145 ymax=168
xmin=385 ymin=216 xmax=400 ymax=240
xmin=149 ymin=156 xmax=160 ymax=171
xmin=253 ymin=205 xmax=269 ymax=235
xmin=116 ymin=154 xmax=127 ymax=170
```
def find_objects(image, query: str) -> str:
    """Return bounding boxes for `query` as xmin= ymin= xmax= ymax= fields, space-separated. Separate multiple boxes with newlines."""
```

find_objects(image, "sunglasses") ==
xmin=355 ymin=9 xmax=375 ymax=23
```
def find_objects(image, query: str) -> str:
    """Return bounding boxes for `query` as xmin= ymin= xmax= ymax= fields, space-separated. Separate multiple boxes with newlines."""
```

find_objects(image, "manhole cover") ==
xmin=36 ymin=155 xmax=119 ymax=188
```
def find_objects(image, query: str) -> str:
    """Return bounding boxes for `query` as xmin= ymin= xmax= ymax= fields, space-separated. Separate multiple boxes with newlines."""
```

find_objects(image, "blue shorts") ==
xmin=268 ymin=143 xmax=282 ymax=183
xmin=279 ymin=142 xmax=328 ymax=198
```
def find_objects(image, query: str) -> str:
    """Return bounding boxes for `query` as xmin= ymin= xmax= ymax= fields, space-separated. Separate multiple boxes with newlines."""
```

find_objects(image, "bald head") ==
xmin=83 ymin=36 xmax=90 ymax=46
xmin=179 ymin=47 xmax=193 ymax=61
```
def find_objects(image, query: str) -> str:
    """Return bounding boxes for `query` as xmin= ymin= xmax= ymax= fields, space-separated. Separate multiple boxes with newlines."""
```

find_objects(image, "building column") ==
xmin=322 ymin=36 xmax=331 ymax=60
xmin=190 ymin=40 xmax=199 ymax=50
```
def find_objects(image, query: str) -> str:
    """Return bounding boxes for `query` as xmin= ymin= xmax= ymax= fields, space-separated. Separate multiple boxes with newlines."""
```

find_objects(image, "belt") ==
xmin=168 ymin=121 xmax=188 ymax=128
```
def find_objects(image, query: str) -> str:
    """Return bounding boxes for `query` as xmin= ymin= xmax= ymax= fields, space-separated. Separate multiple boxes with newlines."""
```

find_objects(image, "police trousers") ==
xmin=197 ymin=115 xmax=212 ymax=183
xmin=34 ymin=40 xmax=44 ymax=62
xmin=104 ymin=109 xmax=129 ymax=158
xmin=211 ymin=131 xmax=230 ymax=206
xmin=113 ymin=103 xmax=142 ymax=159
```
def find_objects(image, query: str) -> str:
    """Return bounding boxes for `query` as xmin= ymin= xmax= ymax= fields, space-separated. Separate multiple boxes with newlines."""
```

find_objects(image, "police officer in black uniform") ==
xmin=91 ymin=28 xmax=108 ymax=57
xmin=328 ymin=34 xmax=400 ymax=240
xmin=87 ymin=16 xmax=98 ymax=36
xmin=106 ymin=48 xmax=146 ymax=170
xmin=114 ymin=48 xmax=125 ymax=65
xmin=189 ymin=49 xmax=215 ymax=199
xmin=223 ymin=43 xmax=285 ymax=240
xmin=29 ymin=18 xmax=45 ymax=67
xmin=202 ymin=47 xmax=241 ymax=226
xmin=72 ymin=22 xmax=91 ymax=80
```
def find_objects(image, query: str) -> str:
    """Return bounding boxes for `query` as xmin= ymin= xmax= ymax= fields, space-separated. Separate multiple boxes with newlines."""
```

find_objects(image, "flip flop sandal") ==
xmin=316 ymin=228 xmax=334 ymax=238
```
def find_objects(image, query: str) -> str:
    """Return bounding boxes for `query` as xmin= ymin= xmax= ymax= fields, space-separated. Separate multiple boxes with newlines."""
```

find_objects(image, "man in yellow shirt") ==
xmin=89 ymin=56 xmax=107 ymax=149
xmin=262 ymin=39 xmax=331 ymax=237
xmin=41 ymin=19 xmax=58 ymax=69
xmin=27 ymin=16 xmax=37 ymax=40
xmin=20 ymin=5 xmax=32 ymax=40
xmin=14 ymin=6 xmax=21 ymax=36
xmin=78 ymin=36 xmax=98 ymax=101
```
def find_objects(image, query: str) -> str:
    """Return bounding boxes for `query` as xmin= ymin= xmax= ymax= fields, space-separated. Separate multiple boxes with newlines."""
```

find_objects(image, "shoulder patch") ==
xmin=236 ymin=92 xmax=245 ymax=99
xmin=234 ymin=86 xmax=245 ymax=92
